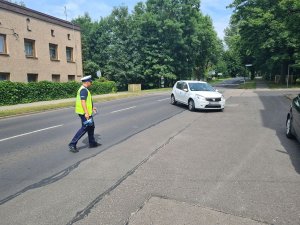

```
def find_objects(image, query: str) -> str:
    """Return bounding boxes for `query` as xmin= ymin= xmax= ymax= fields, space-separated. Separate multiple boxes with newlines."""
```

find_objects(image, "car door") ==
xmin=174 ymin=81 xmax=184 ymax=103
xmin=181 ymin=82 xmax=190 ymax=104
xmin=292 ymin=95 xmax=300 ymax=138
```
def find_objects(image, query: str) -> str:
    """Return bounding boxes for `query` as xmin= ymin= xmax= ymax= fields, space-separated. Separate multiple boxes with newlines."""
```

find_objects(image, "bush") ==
xmin=0 ymin=80 xmax=117 ymax=106
xmin=89 ymin=81 xmax=117 ymax=94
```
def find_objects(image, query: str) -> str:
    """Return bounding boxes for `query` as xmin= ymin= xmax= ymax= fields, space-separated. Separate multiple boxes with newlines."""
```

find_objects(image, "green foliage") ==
xmin=0 ymin=81 xmax=117 ymax=106
xmin=83 ymin=60 xmax=100 ymax=79
xmin=72 ymin=13 xmax=96 ymax=62
xmin=227 ymin=0 xmax=300 ymax=79
xmin=90 ymin=81 xmax=117 ymax=94
xmin=71 ymin=0 xmax=223 ymax=89
xmin=97 ymin=77 xmax=109 ymax=82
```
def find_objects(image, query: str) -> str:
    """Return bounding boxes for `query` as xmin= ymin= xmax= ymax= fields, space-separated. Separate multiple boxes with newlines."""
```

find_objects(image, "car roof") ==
xmin=178 ymin=80 xmax=207 ymax=84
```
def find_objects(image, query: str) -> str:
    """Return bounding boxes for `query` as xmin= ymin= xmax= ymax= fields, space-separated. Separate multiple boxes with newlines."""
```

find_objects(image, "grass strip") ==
xmin=0 ymin=89 xmax=171 ymax=118
xmin=238 ymin=80 xmax=256 ymax=89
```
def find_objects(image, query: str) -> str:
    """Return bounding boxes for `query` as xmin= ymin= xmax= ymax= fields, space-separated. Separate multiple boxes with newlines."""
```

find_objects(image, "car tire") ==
xmin=171 ymin=94 xmax=177 ymax=105
xmin=286 ymin=116 xmax=294 ymax=139
xmin=188 ymin=99 xmax=195 ymax=111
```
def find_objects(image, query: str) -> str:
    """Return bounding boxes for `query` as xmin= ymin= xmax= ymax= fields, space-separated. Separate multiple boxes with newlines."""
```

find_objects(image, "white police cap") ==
xmin=81 ymin=75 xmax=92 ymax=82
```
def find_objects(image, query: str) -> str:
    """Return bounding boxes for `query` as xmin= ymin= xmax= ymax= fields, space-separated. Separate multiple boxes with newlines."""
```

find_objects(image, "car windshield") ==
xmin=188 ymin=83 xmax=215 ymax=92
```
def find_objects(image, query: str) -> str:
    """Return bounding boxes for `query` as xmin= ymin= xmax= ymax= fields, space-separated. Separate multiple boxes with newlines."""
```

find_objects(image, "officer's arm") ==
xmin=81 ymin=100 xmax=89 ymax=119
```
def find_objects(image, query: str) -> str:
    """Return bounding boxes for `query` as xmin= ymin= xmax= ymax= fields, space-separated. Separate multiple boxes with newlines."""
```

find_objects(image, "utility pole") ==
xmin=287 ymin=64 xmax=290 ymax=88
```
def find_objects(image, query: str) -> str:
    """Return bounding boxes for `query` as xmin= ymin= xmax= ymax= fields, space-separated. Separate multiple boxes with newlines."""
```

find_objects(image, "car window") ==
xmin=293 ymin=96 xmax=300 ymax=109
xmin=176 ymin=82 xmax=183 ymax=90
xmin=188 ymin=83 xmax=215 ymax=91
xmin=182 ymin=83 xmax=188 ymax=90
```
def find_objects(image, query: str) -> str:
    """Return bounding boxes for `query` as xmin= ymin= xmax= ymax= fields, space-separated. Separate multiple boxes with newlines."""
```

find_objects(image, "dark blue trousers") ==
xmin=69 ymin=114 xmax=96 ymax=147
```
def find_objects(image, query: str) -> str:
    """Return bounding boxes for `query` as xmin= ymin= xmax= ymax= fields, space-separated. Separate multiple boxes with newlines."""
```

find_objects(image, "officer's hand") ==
xmin=85 ymin=113 xmax=89 ymax=120
xmin=93 ymin=107 xmax=97 ymax=114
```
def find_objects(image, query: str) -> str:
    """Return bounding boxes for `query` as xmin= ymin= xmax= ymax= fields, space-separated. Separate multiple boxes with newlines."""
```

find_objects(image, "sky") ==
xmin=22 ymin=0 xmax=233 ymax=40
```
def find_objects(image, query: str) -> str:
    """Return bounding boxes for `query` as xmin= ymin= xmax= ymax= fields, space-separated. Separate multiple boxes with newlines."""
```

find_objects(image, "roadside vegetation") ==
xmin=0 ymin=88 xmax=171 ymax=118
xmin=74 ymin=0 xmax=299 ymax=91
xmin=238 ymin=80 xmax=257 ymax=89
xmin=225 ymin=0 xmax=300 ymax=83
xmin=0 ymin=80 xmax=117 ymax=106
xmin=267 ymin=79 xmax=300 ymax=89
xmin=207 ymin=78 xmax=232 ymax=85
xmin=73 ymin=0 xmax=227 ymax=91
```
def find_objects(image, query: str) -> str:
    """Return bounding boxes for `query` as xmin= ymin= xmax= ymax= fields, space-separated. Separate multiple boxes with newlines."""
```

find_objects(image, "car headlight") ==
xmin=196 ymin=94 xmax=206 ymax=101
xmin=221 ymin=95 xmax=225 ymax=101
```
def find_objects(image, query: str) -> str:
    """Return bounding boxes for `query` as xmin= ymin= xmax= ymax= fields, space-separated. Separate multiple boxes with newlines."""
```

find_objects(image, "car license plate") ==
xmin=209 ymin=102 xmax=220 ymax=105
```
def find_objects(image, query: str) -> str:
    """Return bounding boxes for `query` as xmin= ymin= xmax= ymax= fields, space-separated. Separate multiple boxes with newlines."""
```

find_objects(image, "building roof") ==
xmin=0 ymin=0 xmax=81 ymax=31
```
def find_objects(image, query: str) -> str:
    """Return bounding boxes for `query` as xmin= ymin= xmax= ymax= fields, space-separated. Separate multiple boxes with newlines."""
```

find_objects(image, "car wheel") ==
xmin=171 ymin=94 xmax=176 ymax=105
xmin=188 ymin=99 xmax=195 ymax=111
xmin=286 ymin=116 xmax=294 ymax=139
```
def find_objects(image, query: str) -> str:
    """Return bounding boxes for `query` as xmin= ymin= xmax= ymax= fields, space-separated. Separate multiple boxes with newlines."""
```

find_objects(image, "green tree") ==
xmin=224 ymin=20 xmax=245 ymax=77
xmin=228 ymin=0 xmax=300 ymax=80
xmin=83 ymin=60 xmax=100 ymax=79
xmin=73 ymin=0 xmax=223 ymax=89
xmin=72 ymin=13 xmax=96 ymax=63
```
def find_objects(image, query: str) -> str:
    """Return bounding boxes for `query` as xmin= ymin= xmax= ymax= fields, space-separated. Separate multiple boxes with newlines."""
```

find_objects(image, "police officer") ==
xmin=68 ymin=75 xmax=100 ymax=153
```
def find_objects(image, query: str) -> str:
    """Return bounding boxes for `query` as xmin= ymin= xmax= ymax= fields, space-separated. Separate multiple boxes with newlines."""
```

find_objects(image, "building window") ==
xmin=67 ymin=34 xmax=71 ymax=40
xmin=66 ymin=47 xmax=73 ymax=62
xmin=24 ymin=39 xmax=36 ymax=57
xmin=0 ymin=73 xmax=10 ymax=81
xmin=68 ymin=75 xmax=75 ymax=81
xmin=0 ymin=34 xmax=7 ymax=54
xmin=49 ymin=43 xmax=58 ymax=60
xmin=51 ymin=29 xmax=55 ymax=37
xmin=52 ymin=74 xmax=60 ymax=82
xmin=27 ymin=73 xmax=38 ymax=82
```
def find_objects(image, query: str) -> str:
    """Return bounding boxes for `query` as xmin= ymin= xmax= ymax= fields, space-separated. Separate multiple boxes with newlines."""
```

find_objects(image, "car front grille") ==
xmin=206 ymin=98 xmax=221 ymax=102
xmin=205 ymin=105 xmax=221 ymax=109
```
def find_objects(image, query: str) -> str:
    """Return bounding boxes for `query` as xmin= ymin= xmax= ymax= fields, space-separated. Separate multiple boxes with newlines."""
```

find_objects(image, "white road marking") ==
xmin=157 ymin=98 xmax=170 ymax=102
xmin=110 ymin=106 xmax=136 ymax=114
xmin=0 ymin=124 xmax=63 ymax=142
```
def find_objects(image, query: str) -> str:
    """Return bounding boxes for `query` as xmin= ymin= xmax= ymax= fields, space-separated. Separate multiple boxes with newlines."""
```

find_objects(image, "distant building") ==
xmin=0 ymin=0 xmax=83 ymax=82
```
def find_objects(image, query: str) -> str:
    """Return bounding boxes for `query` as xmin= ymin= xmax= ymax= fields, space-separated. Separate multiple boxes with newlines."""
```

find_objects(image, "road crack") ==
xmin=66 ymin=120 xmax=192 ymax=225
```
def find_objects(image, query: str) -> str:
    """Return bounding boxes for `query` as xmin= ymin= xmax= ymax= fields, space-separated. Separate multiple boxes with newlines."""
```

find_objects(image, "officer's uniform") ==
xmin=68 ymin=75 xmax=99 ymax=152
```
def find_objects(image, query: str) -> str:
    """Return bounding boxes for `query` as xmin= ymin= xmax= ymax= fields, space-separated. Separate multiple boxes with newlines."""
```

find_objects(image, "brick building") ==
xmin=0 ymin=0 xmax=83 ymax=82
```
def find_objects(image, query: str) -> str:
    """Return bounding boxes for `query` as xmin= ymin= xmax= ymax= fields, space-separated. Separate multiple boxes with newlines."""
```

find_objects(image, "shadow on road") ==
xmin=257 ymin=91 xmax=300 ymax=174
xmin=78 ymin=134 xmax=102 ymax=151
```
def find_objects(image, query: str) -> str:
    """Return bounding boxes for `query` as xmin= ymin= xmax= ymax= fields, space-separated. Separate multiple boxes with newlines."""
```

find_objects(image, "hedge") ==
xmin=0 ymin=80 xmax=117 ymax=106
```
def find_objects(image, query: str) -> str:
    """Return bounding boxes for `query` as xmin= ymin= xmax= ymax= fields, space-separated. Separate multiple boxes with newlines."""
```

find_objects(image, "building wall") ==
xmin=0 ymin=2 xmax=83 ymax=82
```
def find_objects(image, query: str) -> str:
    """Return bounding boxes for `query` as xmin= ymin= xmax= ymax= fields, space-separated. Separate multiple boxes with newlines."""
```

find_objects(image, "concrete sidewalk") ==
xmin=127 ymin=197 xmax=266 ymax=225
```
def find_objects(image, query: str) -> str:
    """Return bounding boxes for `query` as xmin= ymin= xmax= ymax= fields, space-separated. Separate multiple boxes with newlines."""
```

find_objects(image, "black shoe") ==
xmin=89 ymin=142 xmax=101 ymax=148
xmin=69 ymin=145 xmax=78 ymax=153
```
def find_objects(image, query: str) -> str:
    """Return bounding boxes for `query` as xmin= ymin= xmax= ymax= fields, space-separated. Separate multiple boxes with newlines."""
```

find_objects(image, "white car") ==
xmin=171 ymin=80 xmax=225 ymax=111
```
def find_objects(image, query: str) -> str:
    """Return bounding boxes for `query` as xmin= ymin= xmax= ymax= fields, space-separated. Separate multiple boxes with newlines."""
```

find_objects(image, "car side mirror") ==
xmin=215 ymin=89 xmax=219 ymax=92
xmin=183 ymin=88 xmax=188 ymax=92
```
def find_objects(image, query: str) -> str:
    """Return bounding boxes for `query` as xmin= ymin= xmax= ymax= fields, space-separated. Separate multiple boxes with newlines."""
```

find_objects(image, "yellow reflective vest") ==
xmin=75 ymin=86 xmax=93 ymax=115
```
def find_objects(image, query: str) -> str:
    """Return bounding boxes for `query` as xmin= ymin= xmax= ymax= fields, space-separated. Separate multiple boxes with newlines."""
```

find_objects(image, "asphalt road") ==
xmin=1 ymin=88 xmax=300 ymax=225
xmin=0 ymin=93 xmax=184 ymax=202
